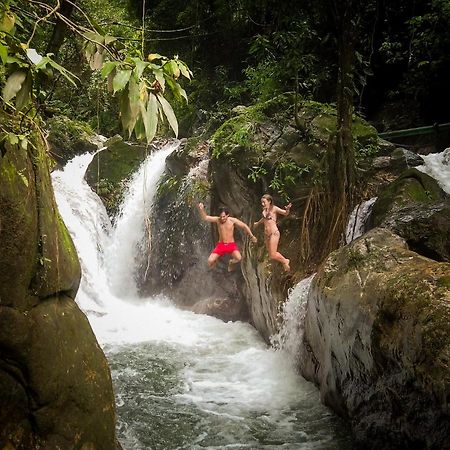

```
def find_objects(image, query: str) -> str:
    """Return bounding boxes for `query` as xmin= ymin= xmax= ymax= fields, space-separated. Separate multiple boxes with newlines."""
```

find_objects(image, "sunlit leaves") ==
xmin=98 ymin=53 xmax=190 ymax=142
xmin=3 ymin=70 xmax=27 ymax=102
xmin=0 ymin=43 xmax=7 ymax=64
xmin=112 ymin=69 xmax=132 ymax=93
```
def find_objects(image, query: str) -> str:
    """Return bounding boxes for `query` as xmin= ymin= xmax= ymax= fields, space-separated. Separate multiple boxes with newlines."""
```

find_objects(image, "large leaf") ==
xmin=0 ymin=43 xmax=7 ymax=64
xmin=83 ymin=31 xmax=105 ymax=45
xmin=35 ymin=56 xmax=79 ymax=87
xmin=3 ymin=70 xmax=26 ymax=102
xmin=113 ymin=69 xmax=132 ymax=94
xmin=148 ymin=53 xmax=164 ymax=62
xmin=157 ymin=94 xmax=178 ymax=137
xmin=178 ymin=61 xmax=192 ymax=80
xmin=164 ymin=60 xmax=180 ymax=79
xmin=153 ymin=68 xmax=165 ymax=92
xmin=141 ymin=93 xmax=158 ymax=142
xmin=134 ymin=115 xmax=146 ymax=141
xmin=166 ymin=77 xmax=188 ymax=102
xmin=90 ymin=51 xmax=104 ymax=70
xmin=119 ymin=89 xmax=132 ymax=134
xmin=0 ymin=11 xmax=15 ymax=33
xmin=134 ymin=60 xmax=149 ymax=79
xmin=128 ymin=78 xmax=140 ymax=131
xmin=101 ymin=61 xmax=118 ymax=78
xmin=15 ymin=70 xmax=32 ymax=110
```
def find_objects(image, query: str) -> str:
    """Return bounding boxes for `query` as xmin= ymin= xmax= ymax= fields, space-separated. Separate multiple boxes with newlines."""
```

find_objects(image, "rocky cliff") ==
xmin=0 ymin=112 xmax=119 ymax=449
xmin=299 ymin=228 xmax=450 ymax=449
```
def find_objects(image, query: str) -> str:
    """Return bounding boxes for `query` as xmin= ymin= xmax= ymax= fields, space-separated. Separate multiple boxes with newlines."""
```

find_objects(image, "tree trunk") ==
xmin=325 ymin=0 xmax=356 ymax=249
xmin=45 ymin=0 xmax=75 ymax=58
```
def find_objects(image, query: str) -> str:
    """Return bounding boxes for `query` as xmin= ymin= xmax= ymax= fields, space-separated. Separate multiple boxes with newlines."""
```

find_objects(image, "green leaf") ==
xmin=90 ymin=51 xmax=104 ymax=70
xmin=153 ymin=68 xmax=165 ymax=92
xmin=0 ymin=43 xmax=7 ymax=64
xmin=134 ymin=60 xmax=149 ymax=79
xmin=3 ymin=70 xmax=26 ymax=102
xmin=164 ymin=60 xmax=180 ymax=79
xmin=113 ymin=69 xmax=132 ymax=93
xmin=15 ymin=70 xmax=32 ymax=110
xmin=6 ymin=133 xmax=19 ymax=145
xmin=35 ymin=56 xmax=79 ymax=87
xmin=101 ymin=61 xmax=118 ymax=78
xmin=157 ymin=94 xmax=178 ymax=137
xmin=142 ymin=93 xmax=158 ymax=142
xmin=0 ymin=11 xmax=15 ymax=33
xmin=83 ymin=31 xmax=105 ymax=45
xmin=178 ymin=61 xmax=192 ymax=80
xmin=104 ymin=35 xmax=116 ymax=45
xmin=18 ymin=171 xmax=28 ymax=187
xmin=166 ymin=77 xmax=188 ymax=102
xmin=134 ymin=115 xmax=146 ymax=141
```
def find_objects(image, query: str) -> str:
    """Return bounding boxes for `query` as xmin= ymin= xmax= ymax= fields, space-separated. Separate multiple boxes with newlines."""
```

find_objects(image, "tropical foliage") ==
xmin=0 ymin=0 xmax=191 ymax=144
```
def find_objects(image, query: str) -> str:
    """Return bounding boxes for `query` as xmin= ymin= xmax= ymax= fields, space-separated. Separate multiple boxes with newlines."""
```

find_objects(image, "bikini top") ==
xmin=262 ymin=209 xmax=275 ymax=221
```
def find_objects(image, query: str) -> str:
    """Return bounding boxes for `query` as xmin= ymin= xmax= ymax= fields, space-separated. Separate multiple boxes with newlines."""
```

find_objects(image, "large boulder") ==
xmin=299 ymin=228 xmax=450 ymax=449
xmin=0 ymin=112 xmax=118 ymax=449
xmin=368 ymin=168 xmax=450 ymax=261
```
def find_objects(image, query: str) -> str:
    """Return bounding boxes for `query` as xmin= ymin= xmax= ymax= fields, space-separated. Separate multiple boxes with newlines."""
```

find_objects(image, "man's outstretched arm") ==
xmin=232 ymin=218 xmax=257 ymax=243
xmin=197 ymin=202 xmax=218 ymax=223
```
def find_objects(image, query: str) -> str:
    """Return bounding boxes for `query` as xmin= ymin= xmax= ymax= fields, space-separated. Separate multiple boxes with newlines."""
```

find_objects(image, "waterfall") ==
xmin=417 ymin=147 xmax=450 ymax=194
xmin=52 ymin=152 xmax=112 ymax=314
xmin=271 ymin=274 xmax=316 ymax=362
xmin=52 ymin=143 xmax=353 ymax=449
xmin=345 ymin=197 xmax=377 ymax=244
xmin=105 ymin=143 xmax=179 ymax=298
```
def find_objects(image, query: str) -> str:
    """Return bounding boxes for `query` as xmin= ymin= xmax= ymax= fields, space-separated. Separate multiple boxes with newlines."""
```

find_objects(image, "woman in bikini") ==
xmin=253 ymin=194 xmax=291 ymax=272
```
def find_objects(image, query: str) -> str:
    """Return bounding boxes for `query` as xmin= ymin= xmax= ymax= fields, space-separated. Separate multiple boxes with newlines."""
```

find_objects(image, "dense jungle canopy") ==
xmin=2 ymin=0 xmax=450 ymax=137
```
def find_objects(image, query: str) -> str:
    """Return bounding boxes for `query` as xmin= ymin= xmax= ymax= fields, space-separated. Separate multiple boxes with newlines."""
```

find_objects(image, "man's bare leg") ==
xmin=228 ymin=250 xmax=242 ymax=272
xmin=208 ymin=252 xmax=221 ymax=269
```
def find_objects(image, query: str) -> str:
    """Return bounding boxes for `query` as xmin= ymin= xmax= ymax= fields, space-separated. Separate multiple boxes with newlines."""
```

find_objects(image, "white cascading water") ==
xmin=345 ymin=197 xmax=377 ymax=244
xmin=417 ymin=147 xmax=450 ymax=194
xmin=271 ymin=275 xmax=316 ymax=362
xmin=52 ymin=142 xmax=352 ymax=449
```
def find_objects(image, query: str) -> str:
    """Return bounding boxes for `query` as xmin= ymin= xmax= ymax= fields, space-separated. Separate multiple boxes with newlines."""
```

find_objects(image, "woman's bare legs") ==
xmin=266 ymin=233 xmax=290 ymax=272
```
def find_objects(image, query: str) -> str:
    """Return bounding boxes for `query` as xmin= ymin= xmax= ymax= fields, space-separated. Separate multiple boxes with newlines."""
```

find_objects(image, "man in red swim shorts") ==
xmin=197 ymin=203 xmax=257 ymax=271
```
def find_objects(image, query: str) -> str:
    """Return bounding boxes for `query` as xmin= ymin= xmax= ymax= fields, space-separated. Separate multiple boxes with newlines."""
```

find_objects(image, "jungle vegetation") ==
xmin=1 ymin=0 xmax=449 ymax=251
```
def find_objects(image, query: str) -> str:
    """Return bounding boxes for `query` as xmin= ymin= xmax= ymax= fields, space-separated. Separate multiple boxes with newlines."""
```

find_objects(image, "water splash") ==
xmin=271 ymin=274 xmax=316 ymax=363
xmin=417 ymin=147 xmax=450 ymax=194
xmin=345 ymin=197 xmax=377 ymax=244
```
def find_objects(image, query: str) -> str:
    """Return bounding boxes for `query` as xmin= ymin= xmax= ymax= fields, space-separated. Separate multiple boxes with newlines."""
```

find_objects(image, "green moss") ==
xmin=211 ymin=107 xmax=265 ymax=160
xmin=437 ymin=276 xmax=450 ymax=288
xmin=370 ymin=169 xmax=446 ymax=226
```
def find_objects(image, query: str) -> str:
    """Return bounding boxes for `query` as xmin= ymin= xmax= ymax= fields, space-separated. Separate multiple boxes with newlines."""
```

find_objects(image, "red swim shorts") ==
xmin=212 ymin=241 xmax=239 ymax=256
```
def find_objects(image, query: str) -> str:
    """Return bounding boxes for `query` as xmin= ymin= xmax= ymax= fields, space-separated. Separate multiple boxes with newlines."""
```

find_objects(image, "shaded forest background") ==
xmin=7 ymin=0 xmax=448 ymax=138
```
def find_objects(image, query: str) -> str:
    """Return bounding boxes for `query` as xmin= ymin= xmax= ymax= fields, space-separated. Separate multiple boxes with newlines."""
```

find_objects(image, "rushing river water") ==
xmin=52 ymin=142 xmax=356 ymax=449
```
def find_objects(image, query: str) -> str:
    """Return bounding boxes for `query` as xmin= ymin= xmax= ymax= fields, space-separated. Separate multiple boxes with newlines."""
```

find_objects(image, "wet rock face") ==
xmin=299 ymin=228 xmax=450 ymax=449
xmin=139 ymin=141 xmax=249 ymax=321
xmin=190 ymin=297 xmax=247 ymax=322
xmin=0 ymin=120 xmax=118 ymax=449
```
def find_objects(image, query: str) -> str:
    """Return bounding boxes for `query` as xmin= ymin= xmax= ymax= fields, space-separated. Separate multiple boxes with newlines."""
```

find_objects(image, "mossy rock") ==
xmin=85 ymin=139 xmax=149 ymax=216
xmin=300 ymin=228 xmax=450 ymax=448
xmin=369 ymin=168 xmax=447 ymax=227
xmin=47 ymin=115 xmax=97 ymax=165
xmin=0 ymin=110 xmax=118 ymax=448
